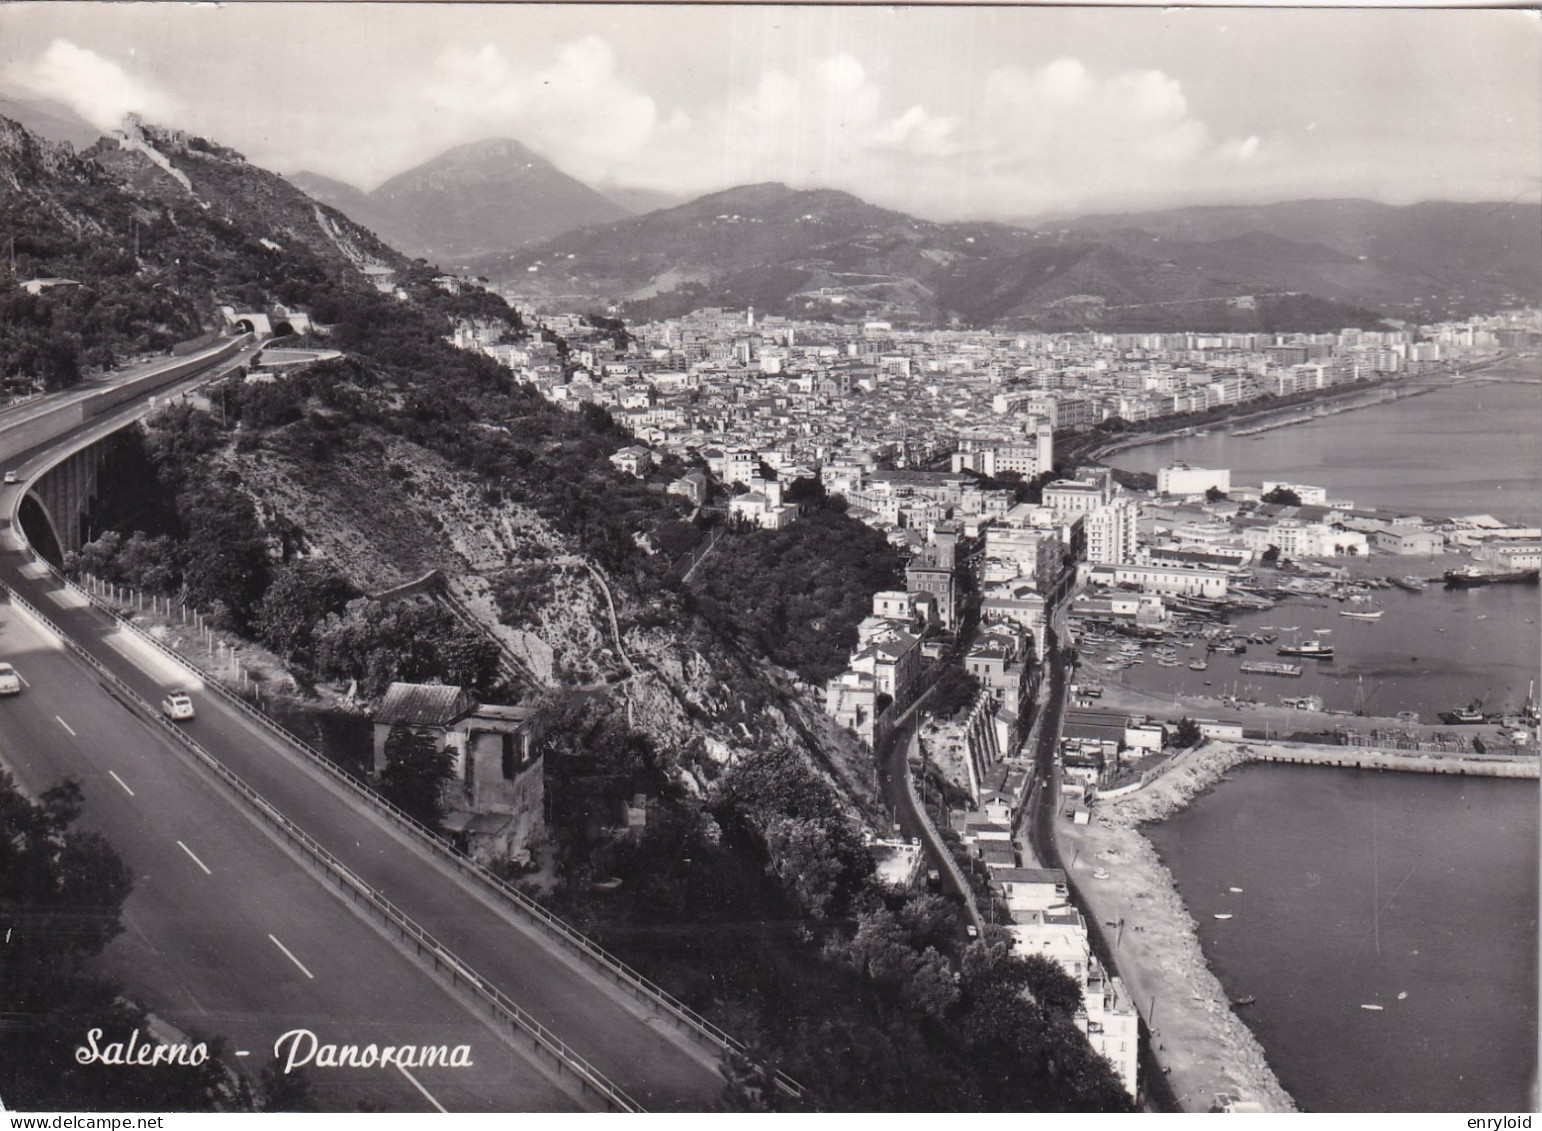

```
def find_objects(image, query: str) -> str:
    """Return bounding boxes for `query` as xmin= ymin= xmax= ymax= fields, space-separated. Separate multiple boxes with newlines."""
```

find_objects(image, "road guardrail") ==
xmin=3 ymin=355 xmax=805 ymax=1104
xmin=0 ymin=581 xmax=641 ymax=1113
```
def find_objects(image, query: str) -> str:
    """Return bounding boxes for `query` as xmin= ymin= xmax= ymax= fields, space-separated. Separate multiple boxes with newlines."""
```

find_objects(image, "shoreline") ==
xmin=1084 ymin=355 xmax=1527 ymax=468
xmin=1060 ymin=741 xmax=1297 ymax=1112
xmin=1067 ymin=735 xmax=1534 ymax=1112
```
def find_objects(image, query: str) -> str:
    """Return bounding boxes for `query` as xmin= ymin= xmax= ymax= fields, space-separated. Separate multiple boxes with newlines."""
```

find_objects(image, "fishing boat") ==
xmin=1278 ymin=638 xmax=1333 ymax=659
xmin=1189 ymin=660 xmax=1209 ymax=671
xmin=1340 ymin=609 xmax=1384 ymax=620
xmin=1230 ymin=996 xmax=1257 ymax=1008
xmin=1392 ymin=576 xmax=1427 ymax=592
xmin=1214 ymin=913 xmax=1234 ymax=920
xmin=1361 ymin=1004 xmax=1384 ymax=1012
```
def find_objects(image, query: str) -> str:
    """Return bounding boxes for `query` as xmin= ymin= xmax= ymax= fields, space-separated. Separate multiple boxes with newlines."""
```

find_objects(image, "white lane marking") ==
xmin=176 ymin=840 xmax=212 ymax=875
xmin=55 ymin=716 xmax=76 ymax=736
xmin=268 ymin=934 xmax=315 ymax=980
xmin=397 ymin=1063 xmax=448 ymax=1113
xmin=234 ymin=1050 xmax=250 ymax=1058
xmin=107 ymin=770 xmax=135 ymax=797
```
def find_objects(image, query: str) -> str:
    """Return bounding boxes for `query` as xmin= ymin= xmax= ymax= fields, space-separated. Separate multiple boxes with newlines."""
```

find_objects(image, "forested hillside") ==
xmin=7 ymin=112 xmax=1133 ymax=1110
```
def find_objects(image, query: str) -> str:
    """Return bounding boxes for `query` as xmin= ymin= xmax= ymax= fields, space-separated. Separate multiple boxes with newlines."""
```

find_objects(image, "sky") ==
xmin=1 ymin=3 xmax=1538 ymax=223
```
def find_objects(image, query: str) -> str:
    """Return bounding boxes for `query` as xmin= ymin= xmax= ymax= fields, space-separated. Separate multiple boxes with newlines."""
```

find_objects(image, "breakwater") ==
xmin=1062 ymin=742 xmax=1297 ymax=1111
xmin=1242 ymin=741 xmax=1537 ymax=777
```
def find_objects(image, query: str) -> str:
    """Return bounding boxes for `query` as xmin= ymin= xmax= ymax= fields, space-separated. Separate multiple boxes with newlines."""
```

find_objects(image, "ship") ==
xmin=1439 ymin=701 xmax=1488 ymax=725
xmin=1443 ymin=565 xmax=1541 ymax=588
xmin=1277 ymin=638 xmax=1333 ymax=659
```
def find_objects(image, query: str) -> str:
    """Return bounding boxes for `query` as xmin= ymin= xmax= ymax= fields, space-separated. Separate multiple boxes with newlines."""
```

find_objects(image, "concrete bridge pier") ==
xmin=26 ymin=441 xmax=110 ymax=562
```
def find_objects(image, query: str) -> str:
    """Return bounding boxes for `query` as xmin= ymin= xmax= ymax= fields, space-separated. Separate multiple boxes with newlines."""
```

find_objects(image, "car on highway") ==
xmin=161 ymin=690 xmax=195 ymax=721
xmin=2 ymin=470 xmax=17 ymax=485
xmin=0 ymin=662 xmax=20 ymax=695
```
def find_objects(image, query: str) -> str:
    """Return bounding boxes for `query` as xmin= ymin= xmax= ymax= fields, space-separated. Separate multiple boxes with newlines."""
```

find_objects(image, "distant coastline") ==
xmin=1083 ymin=353 xmax=1517 ymax=467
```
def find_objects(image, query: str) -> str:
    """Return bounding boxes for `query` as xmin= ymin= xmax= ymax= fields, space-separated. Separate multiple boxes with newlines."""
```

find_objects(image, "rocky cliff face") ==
xmin=214 ymin=404 xmax=882 ymax=823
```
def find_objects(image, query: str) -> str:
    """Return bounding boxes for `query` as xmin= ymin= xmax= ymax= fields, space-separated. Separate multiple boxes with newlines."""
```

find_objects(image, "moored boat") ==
xmin=1278 ymin=638 xmax=1333 ymax=659
xmin=1443 ymin=565 xmax=1541 ymax=588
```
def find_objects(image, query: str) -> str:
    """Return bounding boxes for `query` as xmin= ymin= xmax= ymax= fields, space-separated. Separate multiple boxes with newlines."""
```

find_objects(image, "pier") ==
xmin=1240 ymin=740 xmax=1537 ymax=778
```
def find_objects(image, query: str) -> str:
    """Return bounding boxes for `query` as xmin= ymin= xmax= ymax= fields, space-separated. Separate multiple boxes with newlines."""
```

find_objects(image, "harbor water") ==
xmin=1090 ymin=579 xmax=1541 ymax=723
xmin=1145 ymin=763 xmax=1539 ymax=1112
xmin=1108 ymin=369 xmax=1542 ymax=525
xmin=1105 ymin=366 xmax=1540 ymax=1110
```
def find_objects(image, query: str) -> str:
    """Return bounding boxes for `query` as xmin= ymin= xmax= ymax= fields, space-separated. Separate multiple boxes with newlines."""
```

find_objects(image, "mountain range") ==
xmin=290 ymin=138 xmax=631 ymax=263
xmin=5 ymin=98 xmax=1537 ymax=331
xmin=465 ymin=183 xmax=1540 ymax=330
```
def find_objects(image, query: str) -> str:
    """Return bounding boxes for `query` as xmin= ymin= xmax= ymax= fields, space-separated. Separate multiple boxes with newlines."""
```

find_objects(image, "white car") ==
xmin=161 ymin=691 xmax=195 ymax=721
xmin=2 ymin=471 xmax=17 ymax=485
xmin=0 ymin=662 xmax=20 ymax=695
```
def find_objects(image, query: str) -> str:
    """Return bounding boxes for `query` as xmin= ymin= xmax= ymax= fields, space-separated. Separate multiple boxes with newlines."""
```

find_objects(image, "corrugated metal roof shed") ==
xmin=376 ymin=682 xmax=474 ymax=728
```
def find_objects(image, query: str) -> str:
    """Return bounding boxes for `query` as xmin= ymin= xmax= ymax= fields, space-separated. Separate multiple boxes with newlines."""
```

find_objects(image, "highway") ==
xmin=0 ymin=351 xmax=733 ymax=1111
xmin=0 ymin=603 xmax=583 ymax=1113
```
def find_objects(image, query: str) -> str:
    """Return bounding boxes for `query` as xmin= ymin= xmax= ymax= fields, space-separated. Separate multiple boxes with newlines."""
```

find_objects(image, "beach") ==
xmin=1059 ymin=741 xmax=1297 ymax=1111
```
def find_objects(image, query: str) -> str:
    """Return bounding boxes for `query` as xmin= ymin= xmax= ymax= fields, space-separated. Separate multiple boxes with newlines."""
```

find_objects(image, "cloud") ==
xmin=416 ymin=37 xmax=666 ymax=185
xmin=614 ymin=53 xmax=971 ymax=201
xmin=593 ymin=52 xmax=1260 ymax=222
xmin=8 ymin=39 xmax=177 ymax=131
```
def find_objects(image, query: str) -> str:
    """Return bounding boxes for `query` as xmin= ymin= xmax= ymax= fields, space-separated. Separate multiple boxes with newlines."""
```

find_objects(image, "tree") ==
xmin=1204 ymin=485 xmax=1229 ymax=503
xmin=784 ymin=475 xmax=827 ymax=506
xmin=1020 ymin=952 xmax=1085 ymax=1020
xmin=1261 ymin=486 xmax=1302 ymax=506
xmin=1260 ymin=545 xmax=1282 ymax=565
xmin=928 ymin=666 xmax=981 ymax=719
xmin=379 ymin=725 xmax=455 ymax=828
xmin=1170 ymin=717 xmax=1204 ymax=749
xmin=0 ymin=772 xmax=244 ymax=1111
xmin=254 ymin=561 xmax=360 ymax=671
xmin=763 ymin=813 xmax=872 ymax=919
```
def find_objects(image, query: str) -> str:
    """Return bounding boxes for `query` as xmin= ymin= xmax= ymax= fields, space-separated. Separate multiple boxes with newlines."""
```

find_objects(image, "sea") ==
xmin=1109 ymin=368 xmax=1542 ymax=526
xmin=1145 ymin=765 xmax=1539 ymax=1112
xmin=1109 ymin=363 xmax=1541 ymax=1111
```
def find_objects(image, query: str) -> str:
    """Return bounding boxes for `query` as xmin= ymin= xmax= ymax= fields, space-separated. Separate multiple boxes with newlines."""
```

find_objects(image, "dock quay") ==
xmin=1238 ymin=661 xmax=1301 ymax=677
xmin=1239 ymin=740 xmax=1537 ymax=778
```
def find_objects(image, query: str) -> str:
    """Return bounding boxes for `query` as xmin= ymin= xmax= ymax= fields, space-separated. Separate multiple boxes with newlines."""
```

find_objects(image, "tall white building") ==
xmin=1083 ymin=498 xmax=1139 ymax=565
